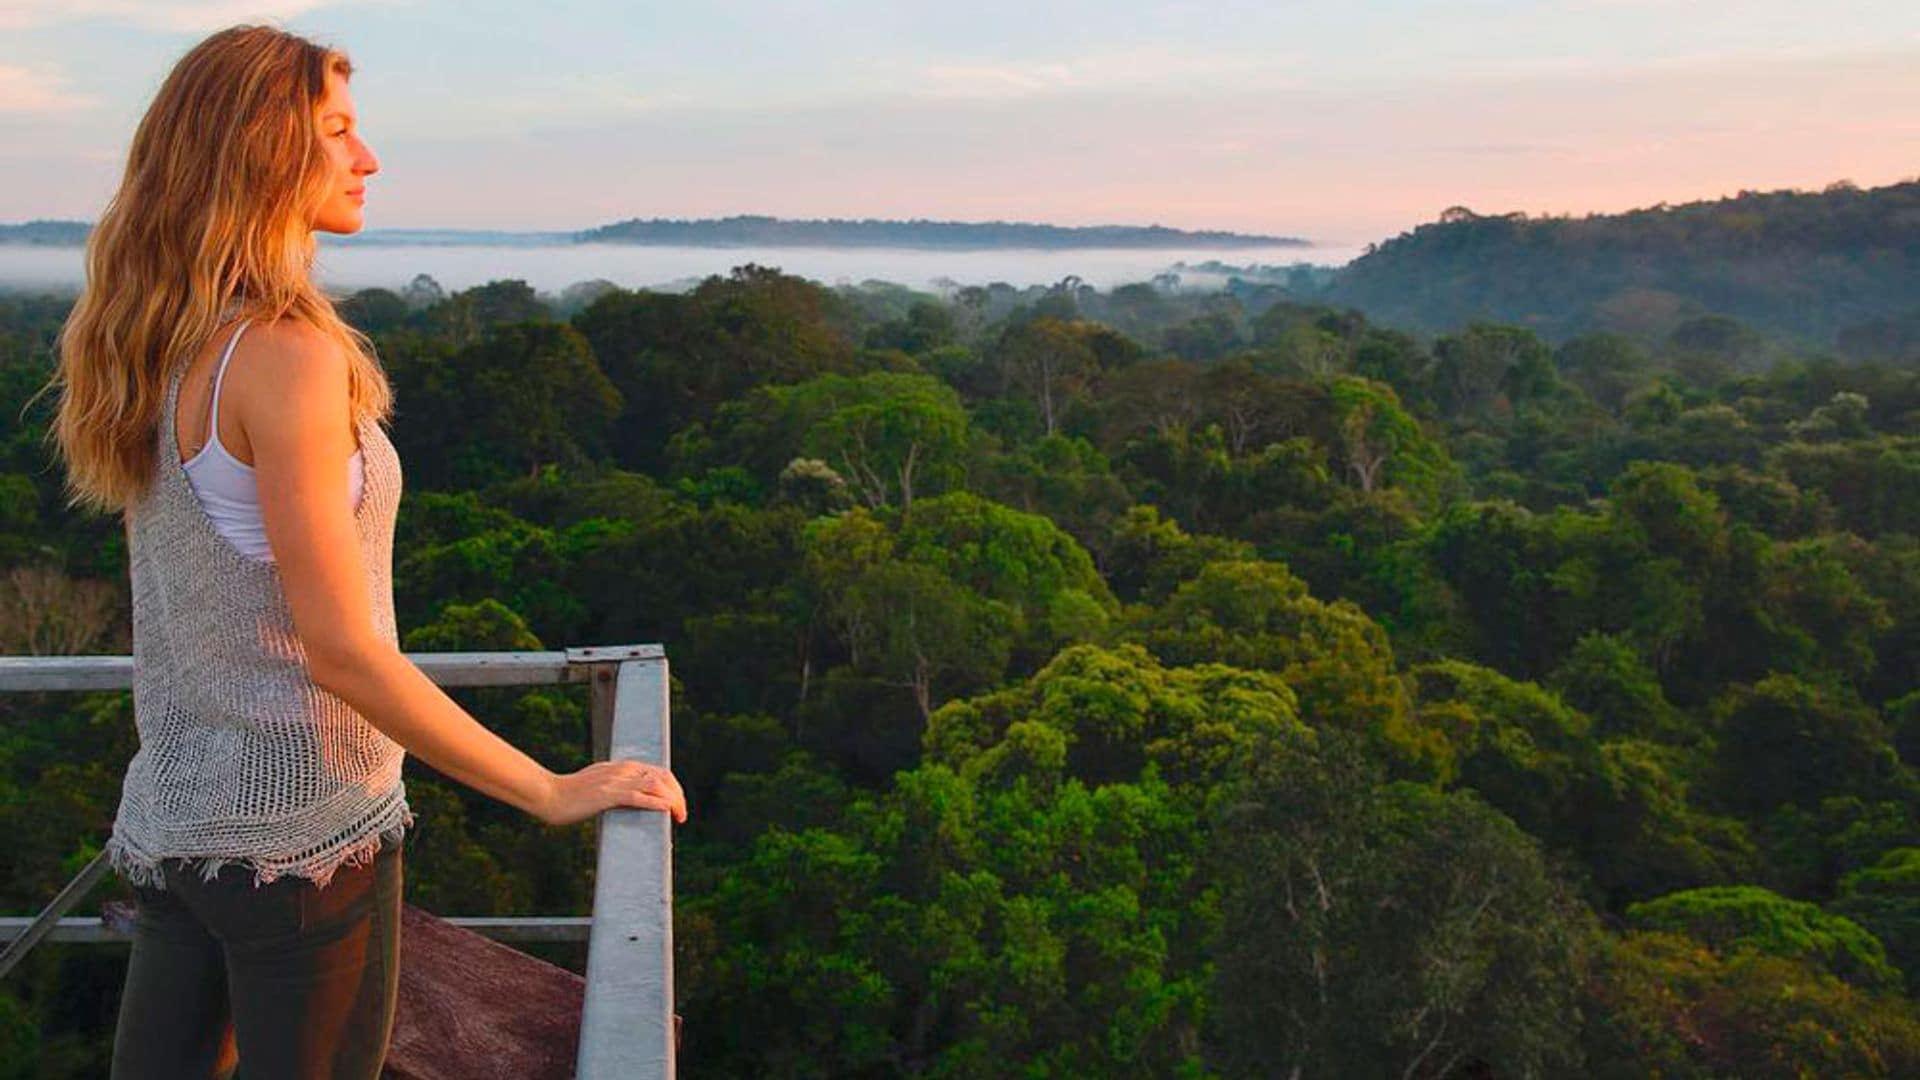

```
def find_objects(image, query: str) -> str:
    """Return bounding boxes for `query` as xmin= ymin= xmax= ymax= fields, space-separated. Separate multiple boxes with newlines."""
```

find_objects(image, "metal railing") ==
xmin=0 ymin=644 xmax=675 ymax=1079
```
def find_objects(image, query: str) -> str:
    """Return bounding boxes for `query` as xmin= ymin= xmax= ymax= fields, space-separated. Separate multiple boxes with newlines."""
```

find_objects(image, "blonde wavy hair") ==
xmin=44 ymin=24 xmax=391 ymax=516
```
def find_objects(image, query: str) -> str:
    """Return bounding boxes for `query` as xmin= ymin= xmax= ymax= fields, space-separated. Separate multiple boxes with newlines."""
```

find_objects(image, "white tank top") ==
xmin=181 ymin=320 xmax=365 ymax=562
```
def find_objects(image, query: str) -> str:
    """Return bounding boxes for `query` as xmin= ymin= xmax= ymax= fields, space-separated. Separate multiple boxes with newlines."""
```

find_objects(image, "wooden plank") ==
xmin=382 ymin=904 xmax=584 ymax=1080
xmin=576 ymin=655 xmax=676 ymax=1080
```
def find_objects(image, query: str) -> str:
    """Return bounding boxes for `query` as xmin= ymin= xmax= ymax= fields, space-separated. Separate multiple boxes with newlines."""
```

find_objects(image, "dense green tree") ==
xmin=1428 ymin=322 xmax=1558 ymax=419
xmin=992 ymin=316 xmax=1100 ymax=437
xmin=1117 ymin=423 xmax=1336 ymax=539
xmin=388 ymin=321 xmax=620 ymax=488
xmin=1327 ymin=374 xmax=1452 ymax=504
xmin=863 ymin=298 xmax=957 ymax=354
xmin=809 ymin=538 xmax=1015 ymax=725
xmin=971 ymin=432 xmax=1134 ymax=562
xmin=1581 ymin=929 xmax=1920 ymax=1078
xmin=1126 ymin=559 xmax=1414 ymax=764
xmin=1710 ymin=674 xmax=1904 ymax=816
xmin=575 ymin=266 xmax=863 ymax=472
xmin=1626 ymin=885 xmax=1902 ymax=991
xmin=686 ymin=643 xmax=1296 ymax=1076
xmin=1555 ymin=332 xmax=1655 ymax=414
xmin=1409 ymin=660 xmax=1608 ymax=835
xmin=1833 ymin=848 xmax=1920 ymax=995
xmin=923 ymin=642 xmax=1303 ymax=791
xmin=891 ymin=491 xmax=1118 ymax=668
xmin=797 ymin=373 xmax=970 ymax=511
xmin=1209 ymin=725 xmax=1592 ymax=1078
xmin=1098 ymin=504 xmax=1254 ymax=606
xmin=1769 ymin=436 xmax=1920 ymax=538
xmin=419 ymin=279 xmax=551 ymax=346
xmin=1548 ymin=631 xmax=1689 ymax=744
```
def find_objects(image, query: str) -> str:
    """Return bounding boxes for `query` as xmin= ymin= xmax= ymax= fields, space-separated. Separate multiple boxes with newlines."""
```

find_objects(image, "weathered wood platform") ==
xmin=382 ymin=904 xmax=585 ymax=1080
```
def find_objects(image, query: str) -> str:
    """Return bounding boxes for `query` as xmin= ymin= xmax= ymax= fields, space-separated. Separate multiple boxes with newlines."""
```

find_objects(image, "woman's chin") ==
xmin=312 ymin=211 xmax=366 ymax=236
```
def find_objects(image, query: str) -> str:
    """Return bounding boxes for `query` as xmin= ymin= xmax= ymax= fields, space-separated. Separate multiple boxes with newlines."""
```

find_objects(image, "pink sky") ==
xmin=0 ymin=3 xmax=1914 ymax=246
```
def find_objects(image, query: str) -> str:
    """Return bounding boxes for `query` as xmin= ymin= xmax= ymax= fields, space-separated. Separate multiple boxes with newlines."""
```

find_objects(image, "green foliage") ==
xmin=399 ymin=778 xmax=532 ymax=914
xmin=1555 ymin=332 xmax=1656 ymax=414
xmin=895 ymin=492 xmax=1117 ymax=634
xmin=1835 ymin=848 xmax=1920 ymax=997
xmin=1327 ymin=375 xmax=1453 ymax=506
xmin=1100 ymin=504 xmax=1254 ymax=606
xmin=685 ymin=757 xmax=1213 ymax=1075
xmin=1116 ymin=423 xmax=1336 ymax=539
xmin=1409 ymin=660 xmax=1607 ymax=842
xmin=402 ymin=596 xmax=543 ymax=652
xmin=575 ymin=265 xmax=864 ymax=473
xmin=680 ymin=370 xmax=971 ymax=510
xmin=991 ymin=316 xmax=1105 ymax=438
xmin=1592 ymin=738 xmax=1759 ymax=907
xmin=1711 ymin=674 xmax=1903 ymax=816
xmin=418 ymin=279 xmax=551 ymax=345
xmin=1582 ymin=929 xmax=1920 ymax=1078
xmin=1626 ymin=884 xmax=1903 ymax=991
xmin=1756 ymin=796 xmax=1920 ymax=903
xmin=5 ymin=251 xmax=1919 ymax=1074
xmin=1770 ymin=436 xmax=1920 ymax=538
xmin=1329 ymin=180 xmax=1920 ymax=346
xmin=1549 ymin=631 xmax=1688 ymax=743
xmin=971 ymin=432 xmax=1135 ymax=563
xmin=1429 ymin=322 xmax=1560 ymax=420
xmin=924 ymin=642 xmax=1302 ymax=791
xmin=387 ymin=320 xmax=620 ymax=489
xmin=1127 ymin=559 xmax=1410 ymax=755
xmin=1209 ymin=725 xmax=1592 ymax=1078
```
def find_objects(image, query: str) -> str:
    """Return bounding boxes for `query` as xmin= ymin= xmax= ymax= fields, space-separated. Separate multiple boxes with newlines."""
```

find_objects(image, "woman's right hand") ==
xmin=537 ymin=759 xmax=688 ymax=827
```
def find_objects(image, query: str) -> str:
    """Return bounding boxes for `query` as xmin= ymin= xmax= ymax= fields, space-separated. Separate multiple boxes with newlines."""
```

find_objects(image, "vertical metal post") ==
xmin=589 ymin=661 xmax=616 ymax=764
xmin=575 ymin=654 xmax=675 ymax=1079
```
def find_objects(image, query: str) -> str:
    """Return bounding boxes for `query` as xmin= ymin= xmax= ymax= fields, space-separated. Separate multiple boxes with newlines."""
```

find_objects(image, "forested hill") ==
xmin=2 ymin=216 xmax=1301 ymax=250
xmin=0 ymin=220 xmax=87 ymax=245
xmin=1325 ymin=179 xmax=1920 ymax=352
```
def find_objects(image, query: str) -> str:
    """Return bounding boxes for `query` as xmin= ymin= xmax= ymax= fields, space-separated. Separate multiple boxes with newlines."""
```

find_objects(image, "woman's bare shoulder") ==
xmin=229 ymin=317 xmax=352 ymax=426
xmin=239 ymin=315 xmax=342 ymax=363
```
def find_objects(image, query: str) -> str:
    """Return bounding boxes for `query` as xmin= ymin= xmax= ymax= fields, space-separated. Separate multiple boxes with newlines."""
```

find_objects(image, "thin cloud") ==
xmin=0 ymin=0 xmax=382 ymax=32
xmin=0 ymin=64 xmax=92 ymax=112
xmin=917 ymin=47 xmax=1300 ymax=101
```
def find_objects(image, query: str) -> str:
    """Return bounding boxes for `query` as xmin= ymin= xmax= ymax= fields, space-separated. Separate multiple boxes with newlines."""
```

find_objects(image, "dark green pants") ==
xmin=110 ymin=835 xmax=402 ymax=1080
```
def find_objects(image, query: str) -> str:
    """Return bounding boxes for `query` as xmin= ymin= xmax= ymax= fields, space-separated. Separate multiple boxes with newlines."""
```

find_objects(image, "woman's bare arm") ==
xmin=234 ymin=319 xmax=684 ymax=825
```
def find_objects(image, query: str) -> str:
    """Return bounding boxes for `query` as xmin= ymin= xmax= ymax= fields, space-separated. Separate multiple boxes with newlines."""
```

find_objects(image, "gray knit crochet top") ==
xmin=106 ymin=325 xmax=414 ymax=891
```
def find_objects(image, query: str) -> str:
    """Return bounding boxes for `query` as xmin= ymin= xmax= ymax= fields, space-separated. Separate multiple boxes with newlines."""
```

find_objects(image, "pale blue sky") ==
xmin=1 ymin=0 xmax=1915 ymax=244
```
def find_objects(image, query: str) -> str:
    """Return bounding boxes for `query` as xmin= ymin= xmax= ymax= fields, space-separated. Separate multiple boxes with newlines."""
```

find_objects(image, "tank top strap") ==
xmin=206 ymin=319 xmax=253 ymax=437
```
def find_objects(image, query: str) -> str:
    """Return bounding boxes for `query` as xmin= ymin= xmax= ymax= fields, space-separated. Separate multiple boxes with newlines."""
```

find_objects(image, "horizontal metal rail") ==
xmin=0 ymin=915 xmax=595 ymax=944
xmin=0 ymin=645 xmax=664 ymax=692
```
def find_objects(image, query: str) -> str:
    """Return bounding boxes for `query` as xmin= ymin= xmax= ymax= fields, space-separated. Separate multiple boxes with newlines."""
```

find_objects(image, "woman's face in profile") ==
xmin=309 ymin=68 xmax=379 ymax=235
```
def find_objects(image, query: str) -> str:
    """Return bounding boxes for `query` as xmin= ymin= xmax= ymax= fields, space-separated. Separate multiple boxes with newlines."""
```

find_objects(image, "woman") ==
xmin=47 ymin=25 xmax=687 ymax=1079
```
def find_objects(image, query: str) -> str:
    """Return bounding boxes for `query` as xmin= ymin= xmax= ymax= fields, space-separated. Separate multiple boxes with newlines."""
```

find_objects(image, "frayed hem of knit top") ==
xmin=106 ymin=801 xmax=415 ymax=892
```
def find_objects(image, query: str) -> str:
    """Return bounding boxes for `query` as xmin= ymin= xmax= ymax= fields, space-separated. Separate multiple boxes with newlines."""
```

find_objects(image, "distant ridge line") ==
xmin=574 ymin=214 xmax=1306 ymax=250
xmin=0 ymin=216 xmax=1307 ymax=250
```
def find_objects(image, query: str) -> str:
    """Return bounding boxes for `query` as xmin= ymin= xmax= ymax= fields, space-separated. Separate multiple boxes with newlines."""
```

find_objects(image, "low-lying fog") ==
xmin=0 ymin=241 xmax=1365 ymax=296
